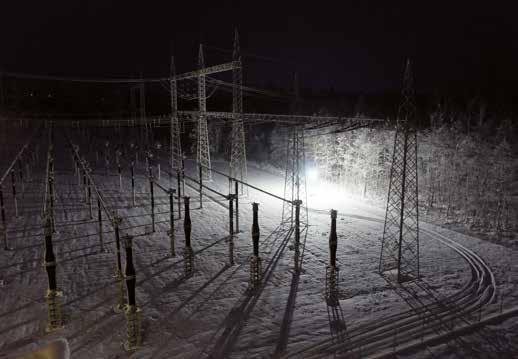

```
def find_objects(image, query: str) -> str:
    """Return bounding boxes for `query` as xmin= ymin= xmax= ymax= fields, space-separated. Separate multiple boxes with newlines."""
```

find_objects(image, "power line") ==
xmin=0 ymin=71 xmax=170 ymax=84
xmin=204 ymin=45 xmax=298 ymax=67
xmin=206 ymin=77 xmax=293 ymax=99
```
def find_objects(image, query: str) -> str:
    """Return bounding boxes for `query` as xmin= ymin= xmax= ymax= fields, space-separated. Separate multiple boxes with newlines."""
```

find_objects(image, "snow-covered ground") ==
xmin=1 ymin=129 xmax=517 ymax=358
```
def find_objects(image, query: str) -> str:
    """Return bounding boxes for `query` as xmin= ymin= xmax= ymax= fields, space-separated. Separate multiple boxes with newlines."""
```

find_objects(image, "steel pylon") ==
xmin=379 ymin=59 xmax=420 ymax=283
xmin=281 ymin=126 xmax=308 ymax=226
xmin=281 ymin=74 xmax=308 ymax=229
xmin=197 ymin=44 xmax=212 ymax=181
xmin=170 ymin=56 xmax=183 ymax=173
xmin=230 ymin=28 xmax=248 ymax=194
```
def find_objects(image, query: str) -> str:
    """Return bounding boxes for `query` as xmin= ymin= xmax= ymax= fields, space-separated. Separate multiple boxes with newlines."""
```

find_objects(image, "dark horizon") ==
xmin=1 ymin=2 xmax=517 ymax=94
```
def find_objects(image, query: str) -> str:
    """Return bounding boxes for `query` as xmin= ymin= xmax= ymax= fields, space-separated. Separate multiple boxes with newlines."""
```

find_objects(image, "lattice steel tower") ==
xmin=197 ymin=44 xmax=212 ymax=181
xmin=230 ymin=29 xmax=248 ymax=194
xmin=170 ymin=56 xmax=183 ymax=173
xmin=379 ymin=59 xmax=420 ymax=283
xmin=281 ymin=73 xmax=308 ymax=229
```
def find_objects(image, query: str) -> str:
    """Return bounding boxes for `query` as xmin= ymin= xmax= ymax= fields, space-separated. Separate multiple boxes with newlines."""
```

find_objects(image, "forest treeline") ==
xmin=250 ymin=98 xmax=518 ymax=244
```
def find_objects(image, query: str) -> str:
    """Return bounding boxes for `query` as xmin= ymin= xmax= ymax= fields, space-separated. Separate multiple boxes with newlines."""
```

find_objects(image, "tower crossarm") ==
xmin=172 ymin=61 xmax=241 ymax=81
xmin=177 ymin=110 xmax=383 ymax=126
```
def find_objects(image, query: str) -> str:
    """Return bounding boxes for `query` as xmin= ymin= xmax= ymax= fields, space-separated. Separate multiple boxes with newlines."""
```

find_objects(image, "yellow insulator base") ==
xmin=123 ymin=305 xmax=142 ymax=352
xmin=45 ymin=289 xmax=64 ymax=333
xmin=325 ymin=265 xmax=340 ymax=306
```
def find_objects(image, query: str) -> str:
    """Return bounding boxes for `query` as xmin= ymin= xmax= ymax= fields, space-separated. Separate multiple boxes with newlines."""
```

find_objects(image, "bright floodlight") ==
xmin=307 ymin=167 xmax=319 ymax=181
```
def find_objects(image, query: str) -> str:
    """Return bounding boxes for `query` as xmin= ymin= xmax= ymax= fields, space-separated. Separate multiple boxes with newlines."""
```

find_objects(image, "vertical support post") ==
xmin=379 ymin=59 xmax=420 ymax=283
xmin=113 ymin=218 xmax=125 ymax=313
xmin=83 ymin=167 xmax=87 ymax=202
xmin=168 ymin=189 xmax=175 ymax=256
xmin=131 ymin=162 xmax=136 ymax=207
xmin=149 ymin=175 xmax=155 ymax=233
xmin=87 ymin=176 xmax=93 ymax=219
xmin=97 ymin=198 xmax=105 ymax=252
xmin=325 ymin=209 xmax=339 ymax=306
xmin=118 ymin=163 xmax=122 ymax=192
xmin=184 ymin=197 xmax=191 ymax=248
xmin=18 ymin=158 xmax=24 ymax=194
xmin=145 ymin=151 xmax=150 ymax=175
xmin=170 ymin=55 xmax=184 ymax=211
xmin=11 ymin=169 xmax=18 ymax=218
xmin=176 ymin=171 xmax=182 ymax=219
xmin=198 ymin=164 xmax=203 ymax=209
xmin=197 ymin=44 xmax=212 ymax=181
xmin=228 ymin=194 xmax=234 ymax=266
xmin=252 ymin=204 xmax=260 ymax=259
xmin=183 ymin=196 xmax=193 ymax=275
xmin=293 ymin=200 xmax=302 ymax=271
xmin=0 ymin=186 xmax=9 ymax=250
xmin=123 ymin=235 xmax=141 ymax=351
xmin=44 ymin=213 xmax=57 ymax=290
xmin=329 ymin=209 xmax=337 ymax=267
xmin=43 ymin=212 xmax=63 ymax=332
xmin=230 ymin=29 xmax=248 ymax=190
xmin=181 ymin=157 xmax=186 ymax=197
xmin=77 ymin=160 xmax=81 ymax=186
xmin=249 ymin=202 xmax=262 ymax=288
xmin=235 ymin=180 xmax=239 ymax=233
xmin=139 ymin=79 xmax=146 ymax=147
xmin=48 ymin=171 xmax=55 ymax=233
xmin=49 ymin=150 xmax=55 ymax=177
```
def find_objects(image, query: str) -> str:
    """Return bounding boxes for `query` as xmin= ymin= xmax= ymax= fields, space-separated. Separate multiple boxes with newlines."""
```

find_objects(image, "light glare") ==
xmin=307 ymin=167 xmax=319 ymax=181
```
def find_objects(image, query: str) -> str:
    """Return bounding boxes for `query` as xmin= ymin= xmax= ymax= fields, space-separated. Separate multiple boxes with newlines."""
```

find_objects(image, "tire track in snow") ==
xmin=281 ymin=212 xmax=497 ymax=358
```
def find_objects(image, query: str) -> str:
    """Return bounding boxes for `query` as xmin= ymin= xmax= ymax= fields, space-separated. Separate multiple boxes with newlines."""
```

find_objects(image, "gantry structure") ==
xmin=165 ymin=30 xmax=382 ymax=216
xmin=0 ymin=29 xmax=383 ymax=235
xmin=167 ymin=30 xmax=243 ymax=184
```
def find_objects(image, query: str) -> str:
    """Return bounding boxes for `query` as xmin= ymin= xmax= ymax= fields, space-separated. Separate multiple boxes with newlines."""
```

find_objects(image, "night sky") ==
xmin=0 ymin=1 xmax=516 ymax=97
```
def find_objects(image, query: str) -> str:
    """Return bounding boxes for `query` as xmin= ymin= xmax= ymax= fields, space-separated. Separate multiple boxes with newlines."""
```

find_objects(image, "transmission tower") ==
xmin=170 ymin=56 xmax=183 ymax=173
xmin=281 ymin=73 xmax=308 ymax=229
xmin=230 ymin=29 xmax=248 ymax=194
xmin=379 ymin=59 xmax=420 ymax=283
xmin=197 ymin=44 xmax=212 ymax=181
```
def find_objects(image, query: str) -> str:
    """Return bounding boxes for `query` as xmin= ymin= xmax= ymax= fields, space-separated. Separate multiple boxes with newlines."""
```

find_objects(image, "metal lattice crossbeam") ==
xmin=172 ymin=61 xmax=241 ymax=81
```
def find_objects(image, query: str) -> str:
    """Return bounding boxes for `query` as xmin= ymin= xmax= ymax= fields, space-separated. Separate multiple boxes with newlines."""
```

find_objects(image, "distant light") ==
xmin=307 ymin=167 xmax=319 ymax=181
